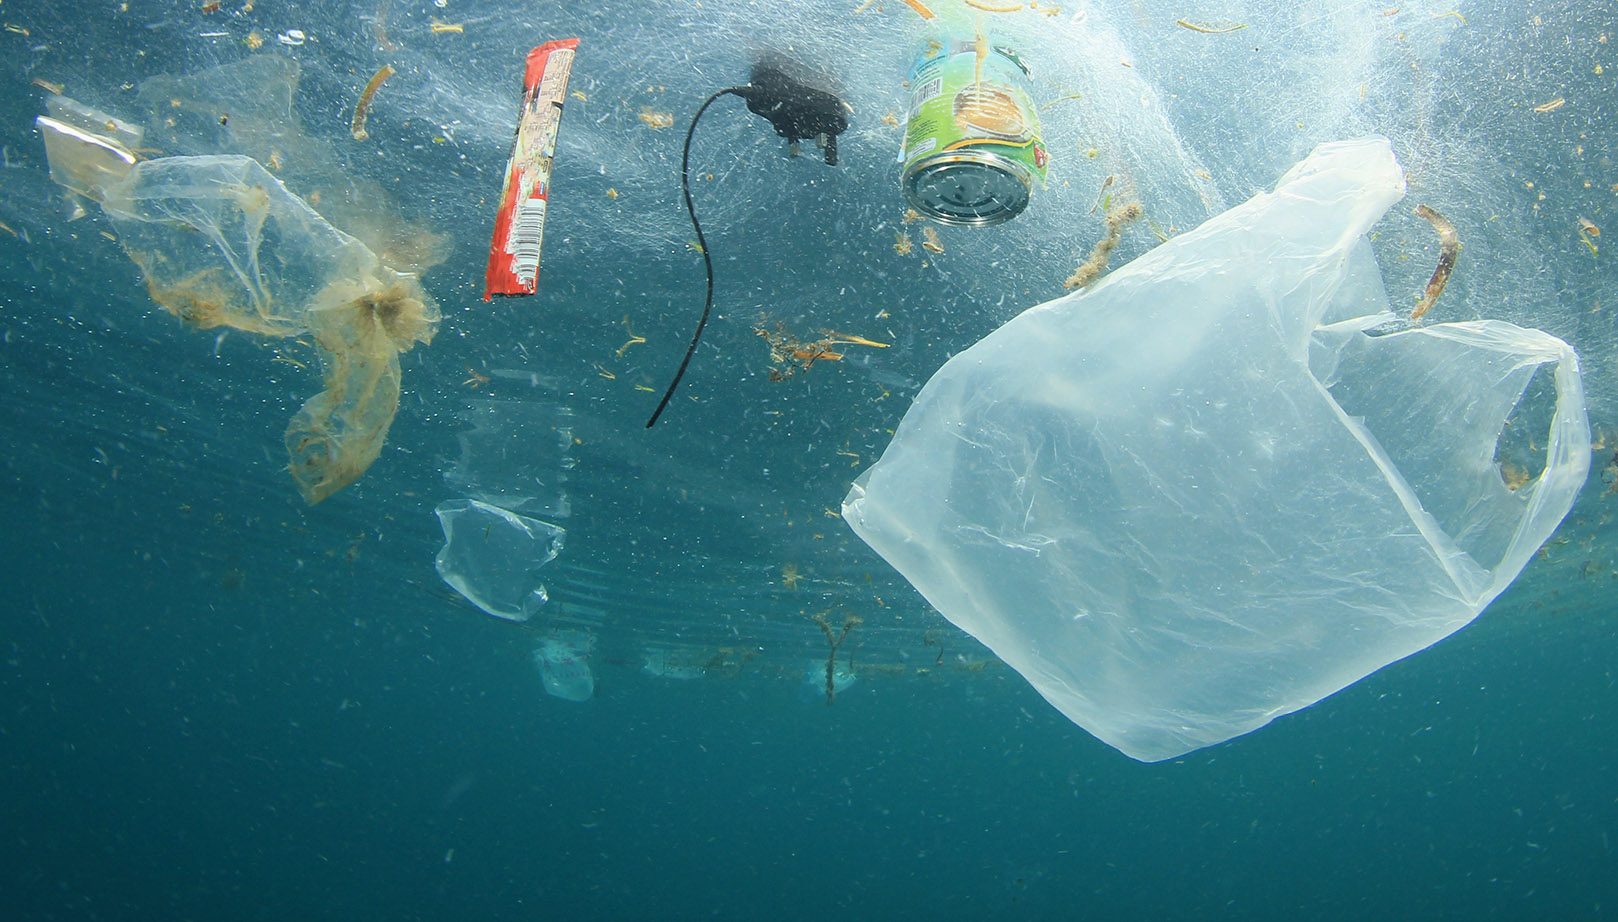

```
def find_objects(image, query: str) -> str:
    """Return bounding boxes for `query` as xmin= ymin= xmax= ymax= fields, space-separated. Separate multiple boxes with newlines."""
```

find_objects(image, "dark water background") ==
xmin=3 ymin=0 xmax=1616 ymax=919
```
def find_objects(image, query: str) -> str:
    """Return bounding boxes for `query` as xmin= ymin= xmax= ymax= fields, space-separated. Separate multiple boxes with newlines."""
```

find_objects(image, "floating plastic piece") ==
xmin=797 ymin=661 xmax=857 ymax=704
xmin=96 ymin=154 xmax=439 ymax=502
xmin=433 ymin=498 xmax=565 ymax=622
xmin=641 ymin=646 xmax=708 ymax=680
xmin=844 ymin=138 xmax=1590 ymax=762
xmin=350 ymin=63 xmax=396 ymax=142
xmin=443 ymin=398 xmax=574 ymax=517
xmin=35 ymin=95 xmax=141 ymax=200
xmin=535 ymin=632 xmax=595 ymax=701
xmin=132 ymin=55 xmax=447 ymax=276
xmin=484 ymin=39 xmax=579 ymax=300
xmin=1411 ymin=204 xmax=1459 ymax=320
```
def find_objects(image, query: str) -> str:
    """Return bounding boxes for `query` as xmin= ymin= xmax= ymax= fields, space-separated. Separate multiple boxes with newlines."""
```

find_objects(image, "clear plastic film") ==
xmin=844 ymin=139 xmax=1590 ymax=761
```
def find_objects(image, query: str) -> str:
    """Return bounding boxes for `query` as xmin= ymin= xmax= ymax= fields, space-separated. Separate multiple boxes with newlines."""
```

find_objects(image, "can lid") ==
xmin=904 ymin=153 xmax=1032 ymax=227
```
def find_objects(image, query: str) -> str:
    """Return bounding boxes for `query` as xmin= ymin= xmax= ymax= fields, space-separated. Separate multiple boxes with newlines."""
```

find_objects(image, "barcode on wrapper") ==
xmin=483 ymin=39 xmax=579 ymax=300
xmin=510 ymin=198 xmax=547 ymax=282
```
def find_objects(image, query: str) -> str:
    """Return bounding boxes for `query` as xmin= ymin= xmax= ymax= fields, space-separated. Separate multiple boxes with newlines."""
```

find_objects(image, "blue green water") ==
xmin=3 ymin=481 xmax=1614 ymax=919
xmin=3 ymin=1 xmax=1616 ymax=919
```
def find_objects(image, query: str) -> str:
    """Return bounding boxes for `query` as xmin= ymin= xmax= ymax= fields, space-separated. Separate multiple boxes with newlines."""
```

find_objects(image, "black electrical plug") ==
xmin=736 ymin=63 xmax=848 ymax=165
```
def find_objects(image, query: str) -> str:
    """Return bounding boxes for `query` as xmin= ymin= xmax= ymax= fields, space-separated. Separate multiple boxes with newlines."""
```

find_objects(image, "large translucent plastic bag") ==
xmin=843 ymin=138 xmax=1590 ymax=762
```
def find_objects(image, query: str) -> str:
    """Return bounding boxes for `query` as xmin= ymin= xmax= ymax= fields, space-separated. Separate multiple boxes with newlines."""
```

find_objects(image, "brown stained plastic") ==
xmin=39 ymin=63 xmax=447 ymax=504
xmin=285 ymin=281 xmax=436 ymax=502
xmin=99 ymin=154 xmax=438 ymax=503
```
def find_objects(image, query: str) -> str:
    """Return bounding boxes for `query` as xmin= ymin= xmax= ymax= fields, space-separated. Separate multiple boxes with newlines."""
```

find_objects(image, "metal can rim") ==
xmin=903 ymin=150 xmax=1035 ymax=228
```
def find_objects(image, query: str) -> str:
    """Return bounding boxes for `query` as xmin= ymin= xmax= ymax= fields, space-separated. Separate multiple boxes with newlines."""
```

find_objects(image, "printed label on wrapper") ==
xmin=483 ymin=39 xmax=579 ymax=300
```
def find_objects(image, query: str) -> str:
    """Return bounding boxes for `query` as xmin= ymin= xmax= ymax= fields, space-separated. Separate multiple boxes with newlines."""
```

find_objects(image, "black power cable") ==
xmin=644 ymin=66 xmax=849 ymax=429
xmin=643 ymin=86 xmax=745 ymax=429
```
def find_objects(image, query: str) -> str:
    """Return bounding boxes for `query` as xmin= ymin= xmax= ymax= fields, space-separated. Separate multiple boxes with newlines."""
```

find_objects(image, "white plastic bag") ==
xmin=843 ymin=138 xmax=1590 ymax=762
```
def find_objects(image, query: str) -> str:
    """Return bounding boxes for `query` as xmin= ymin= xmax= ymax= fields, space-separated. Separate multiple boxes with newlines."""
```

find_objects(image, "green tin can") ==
xmin=900 ymin=27 xmax=1048 ymax=227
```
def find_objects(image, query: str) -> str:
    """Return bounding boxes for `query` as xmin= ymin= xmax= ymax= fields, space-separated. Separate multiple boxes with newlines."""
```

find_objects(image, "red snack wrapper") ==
xmin=483 ymin=39 xmax=579 ymax=300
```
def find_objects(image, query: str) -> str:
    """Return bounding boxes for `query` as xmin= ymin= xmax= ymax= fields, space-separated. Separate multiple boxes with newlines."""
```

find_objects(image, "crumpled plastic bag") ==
xmin=843 ymin=138 xmax=1590 ymax=762
xmin=98 ymin=154 xmax=439 ymax=503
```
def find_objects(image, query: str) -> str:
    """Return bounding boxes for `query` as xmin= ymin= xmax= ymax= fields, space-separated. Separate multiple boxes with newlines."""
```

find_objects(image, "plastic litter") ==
xmin=132 ymin=55 xmax=446 ymax=276
xmin=97 ymin=154 xmax=440 ymax=502
xmin=641 ymin=646 xmax=709 ymax=680
xmin=433 ymin=498 xmax=565 ymax=622
xmin=444 ymin=398 xmax=575 ymax=518
xmin=798 ymin=661 xmax=858 ymax=704
xmin=34 ymin=95 xmax=141 ymax=200
xmin=38 ymin=66 xmax=444 ymax=504
xmin=484 ymin=40 xmax=579 ymax=300
xmin=843 ymin=138 xmax=1590 ymax=762
xmin=535 ymin=632 xmax=595 ymax=702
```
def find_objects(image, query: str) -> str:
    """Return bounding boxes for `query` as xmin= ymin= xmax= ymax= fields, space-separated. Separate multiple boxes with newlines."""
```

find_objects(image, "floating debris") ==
xmin=350 ymin=63 xmax=395 ymax=141
xmin=1064 ymin=201 xmax=1143 ymax=289
xmin=811 ymin=611 xmax=862 ymax=705
xmin=638 ymin=107 xmax=673 ymax=129
xmin=484 ymin=40 xmax=579 ymax=299
xmin=902 ymin=0 xmax=938 ymax=19
xmin=755 ymin=318 xmax=888 ymax=381
xmin=1176 ymin=19 xmax=1248 ymax=33
xmin=616 ymin=315 xmax=646 ymax=356
xmin=1411 ymin=204 xmax=1459 ymax=320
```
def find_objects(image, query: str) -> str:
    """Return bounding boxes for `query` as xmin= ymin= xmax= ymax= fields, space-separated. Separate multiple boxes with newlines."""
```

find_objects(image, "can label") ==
xmin=901 ymin=30 xmax=1047 ymax=226
xmin=484 ymin=39 xmax=579 ymax=300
